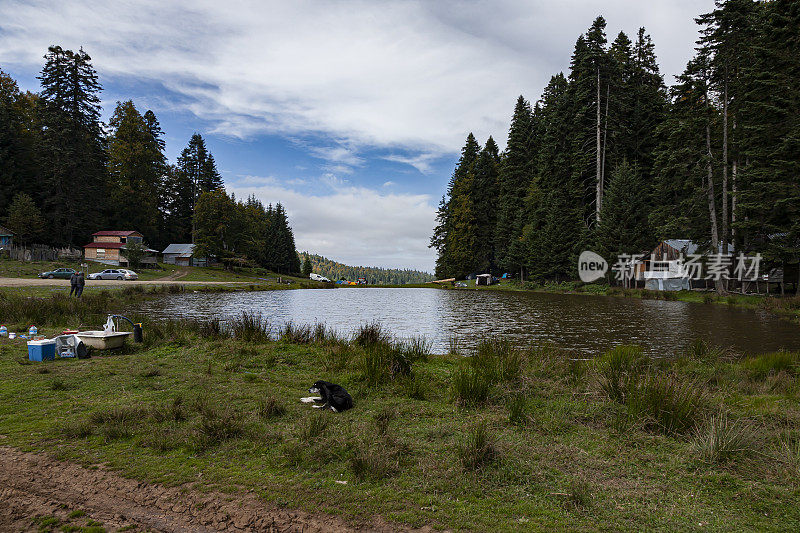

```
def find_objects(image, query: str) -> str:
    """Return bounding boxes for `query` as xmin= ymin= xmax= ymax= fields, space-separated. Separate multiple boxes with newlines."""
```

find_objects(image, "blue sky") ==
xmin=0 ymin=0 xmax=713 ymax=271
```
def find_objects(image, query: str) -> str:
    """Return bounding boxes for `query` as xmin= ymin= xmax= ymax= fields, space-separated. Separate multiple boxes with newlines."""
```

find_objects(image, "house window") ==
xmin=96 ymin=248 xmax=106 ymax=258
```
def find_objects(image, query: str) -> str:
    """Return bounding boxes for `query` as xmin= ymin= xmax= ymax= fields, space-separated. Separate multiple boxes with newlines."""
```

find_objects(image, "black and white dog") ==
xmin=300 ymin=380 xmax=353 ymax=412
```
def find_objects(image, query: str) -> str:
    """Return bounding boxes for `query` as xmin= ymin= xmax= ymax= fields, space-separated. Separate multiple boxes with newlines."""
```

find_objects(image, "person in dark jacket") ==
xmin=75 ymin=271 xmax=85 ymax=298
xmin=69 ymin=271 xmax=79 ymax=297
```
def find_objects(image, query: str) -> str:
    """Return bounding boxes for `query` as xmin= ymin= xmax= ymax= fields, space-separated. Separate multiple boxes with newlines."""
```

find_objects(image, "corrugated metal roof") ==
xmin=663 ymin=239 xmax=735 ymax=255
xmin=162 ymin=243 xmax=196 ymax=255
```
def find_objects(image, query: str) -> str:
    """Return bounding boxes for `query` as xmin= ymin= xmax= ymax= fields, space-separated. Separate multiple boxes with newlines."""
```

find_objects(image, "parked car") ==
xmin=38 ymin=268 xmax=76 ymax=279
xmin=119 ymin=269 xmax=138 ymax=280
xmin=88 ymin=268 xmax=137 ymax=280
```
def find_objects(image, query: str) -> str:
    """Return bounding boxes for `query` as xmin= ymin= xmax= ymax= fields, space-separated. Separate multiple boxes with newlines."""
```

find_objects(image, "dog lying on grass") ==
xmin=300 ymin=380 xmax=353 ymax=412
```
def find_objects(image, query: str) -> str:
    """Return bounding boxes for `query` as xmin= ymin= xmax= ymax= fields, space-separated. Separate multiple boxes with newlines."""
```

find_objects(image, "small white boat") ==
xmin=75 ymin=330 xmax=131 ymax=350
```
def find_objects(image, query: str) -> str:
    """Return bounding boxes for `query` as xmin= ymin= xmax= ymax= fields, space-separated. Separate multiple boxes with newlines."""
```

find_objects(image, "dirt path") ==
xmin=0 ymin=446 xmax=415 ymax=532
xmin=0 ymin=277 xmax=247 ymax=287
xmin=162 ymin=268 xmax=189 ymax=281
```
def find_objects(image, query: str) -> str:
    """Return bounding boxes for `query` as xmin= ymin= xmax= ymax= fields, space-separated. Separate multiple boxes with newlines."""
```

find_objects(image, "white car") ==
xmin=88 ymin=268 xmax=138 ymax=280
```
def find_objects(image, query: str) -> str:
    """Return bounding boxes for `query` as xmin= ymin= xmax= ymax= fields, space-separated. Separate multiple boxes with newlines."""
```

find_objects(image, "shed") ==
xmin=475 ymin=273 xmax=494 ymax=286
xmin=161 ymin=243 xmax=209 ymax=267
xmin=0 ymin=225 xmax=14 ymax=249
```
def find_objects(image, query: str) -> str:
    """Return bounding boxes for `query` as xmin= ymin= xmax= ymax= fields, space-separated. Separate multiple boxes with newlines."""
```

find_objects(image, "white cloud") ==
xmin=227 ymin=178 xmax=436 ymax=271
xmin=0 ymin=0 xmax=714 ymax=269
xmin=0 ymin=0 xmax=713 ymax=156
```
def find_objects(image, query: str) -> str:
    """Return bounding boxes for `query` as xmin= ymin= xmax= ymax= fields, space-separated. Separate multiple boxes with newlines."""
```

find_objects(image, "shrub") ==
xmin=626 ymin=374 xmax=704 ymax=435
xmin=457 ymin=421 xmax=497 ymax=471
xmin=690 ymin=413 xmax=757 ymax=463
xmin=257 ymin=396 xmax=286 ymax=420
xmin=596 ymin=345 xmax=647 ymax=403
xmin=743 ymin=351 xmax=798 ymax=379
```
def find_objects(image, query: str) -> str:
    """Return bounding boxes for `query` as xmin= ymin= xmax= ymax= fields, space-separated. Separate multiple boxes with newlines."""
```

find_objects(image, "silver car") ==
xmin=88 ymin=269 xmax=137 ymax=280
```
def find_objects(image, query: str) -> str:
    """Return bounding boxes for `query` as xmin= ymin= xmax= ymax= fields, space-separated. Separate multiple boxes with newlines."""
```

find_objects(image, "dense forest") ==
xmin=0 ymin=46 xmax=301 ymax=273
xmin=301 ymin=253 xmax=434 ymax=285
xmin=431 ymin=0 xmax=800 ymax=287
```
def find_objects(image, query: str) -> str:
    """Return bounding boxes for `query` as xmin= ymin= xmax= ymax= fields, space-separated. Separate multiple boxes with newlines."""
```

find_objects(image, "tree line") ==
xmin=431 ymin=0 xmax=800 ymax=288
xmin=300 ymin=253 xmax=435 ymax=285
xmin=0 ymin=45 xmax=301 ymax=273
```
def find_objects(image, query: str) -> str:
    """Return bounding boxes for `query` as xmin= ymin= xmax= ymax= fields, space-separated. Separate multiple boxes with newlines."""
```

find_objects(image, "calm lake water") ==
xmin=135 ymin=288 xmax=800 ymax=355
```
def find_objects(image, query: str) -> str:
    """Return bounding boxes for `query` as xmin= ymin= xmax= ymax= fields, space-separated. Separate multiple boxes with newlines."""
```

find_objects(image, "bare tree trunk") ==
xmin=601 ymin=84 xmax=609 ymax=202
xmin=596 ymin=67 xmax=602 ymax=222
xmin=706 ymin=122 xmax=724 ymax=295
xmin=721 ymin=74 xmax=729 ymax=255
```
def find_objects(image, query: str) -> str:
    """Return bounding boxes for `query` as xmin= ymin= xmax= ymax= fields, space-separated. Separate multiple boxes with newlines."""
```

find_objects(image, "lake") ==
xmin=135 ymin=288 xmax=800 ymax=355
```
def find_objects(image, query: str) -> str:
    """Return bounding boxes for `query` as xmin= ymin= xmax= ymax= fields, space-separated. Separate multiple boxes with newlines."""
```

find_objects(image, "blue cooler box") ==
xmin=28 ymin=339 xmax=56 ymax=361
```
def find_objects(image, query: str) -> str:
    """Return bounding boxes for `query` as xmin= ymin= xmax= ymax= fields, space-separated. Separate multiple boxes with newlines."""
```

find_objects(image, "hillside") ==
xmin=302 ymin=253 xmax=434 ymax=285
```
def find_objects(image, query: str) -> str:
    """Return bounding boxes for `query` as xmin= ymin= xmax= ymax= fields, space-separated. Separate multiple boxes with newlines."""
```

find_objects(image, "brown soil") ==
xmin=0 ymin=446 xmax=425 ymax=532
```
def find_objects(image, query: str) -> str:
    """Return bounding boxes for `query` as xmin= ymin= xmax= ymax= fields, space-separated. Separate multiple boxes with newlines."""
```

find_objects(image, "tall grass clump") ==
xmin=448 ymin=334 xmax=463 ymax=356
xmin=451 ymin=338 xmax=523 ymax=406
xmin=354 ymin=321 xmax=390 ymax=347
xmin=196 ymin=406 xmax=244 ymax=448
xmin=451 ymin=365 xmax=492 ymax=406
xmin=626 ymin=374 xmax=705 ymax=435
xmin=457 ymin=421 xmax=497 ymax=471
xmin=507 ymin=394 xmax=528 ymax=426
xmin=690 ymin=413 xmax=757 ymax=463
xmin=256 ymin=396 xmax=286 ymax=420
xmin=280 ymin=322 xmax=313 ymax=344
xmin=349 ymin=441 xmax=400 ymax=481
xmin=359 ymin=336 xmax=428 ymax=387
xmin=596 ymin=345 xmax=648 ymax=403
xmin=230 ymin=311 xmax=271 ymax=343
xmin=743 ymin=351 xmax=798 ymax=379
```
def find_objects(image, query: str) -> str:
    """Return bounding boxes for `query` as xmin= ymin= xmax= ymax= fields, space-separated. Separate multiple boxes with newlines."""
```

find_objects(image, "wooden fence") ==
xmin=3 ymin=245 xmax=83 ymax=262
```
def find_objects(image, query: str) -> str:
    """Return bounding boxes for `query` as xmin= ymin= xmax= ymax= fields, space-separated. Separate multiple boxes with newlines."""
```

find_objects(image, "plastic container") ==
xmin=27 ymin=339 xmax=56 ymax=362
xmin=0 ymin=325 xmax=7 ymax=336
xmin=29 ymin=325 xmax=38 ymax=337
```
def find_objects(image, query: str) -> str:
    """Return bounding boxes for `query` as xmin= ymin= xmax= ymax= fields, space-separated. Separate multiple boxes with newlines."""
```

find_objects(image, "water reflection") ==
xmin=135 ymin=288 xmax=800 ymax=355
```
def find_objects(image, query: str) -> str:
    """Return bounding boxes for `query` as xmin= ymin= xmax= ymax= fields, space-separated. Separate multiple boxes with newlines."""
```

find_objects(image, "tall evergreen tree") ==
xmin=106 ymin=101 xmax=166 ymax=243
xmin=495 ymin=97 xmax=533 ymax=276
xmin=36 ymin=45 xmax=106 ymax=246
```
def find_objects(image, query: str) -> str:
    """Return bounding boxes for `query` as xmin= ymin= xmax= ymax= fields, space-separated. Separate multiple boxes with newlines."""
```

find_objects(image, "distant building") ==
xmin=161 ymin=243 xmax=210 ymax=267
xmin=0 ymin=225 xmax=14 ymax=249
xmin=641 ymin=239 xmax=734 ymax=291
xmin=83 ymin=231 xmax=158 ymax=267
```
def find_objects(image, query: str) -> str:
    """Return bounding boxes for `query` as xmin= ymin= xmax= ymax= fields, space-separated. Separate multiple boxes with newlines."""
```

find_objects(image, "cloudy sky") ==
xmin=0 ymin=0 xmax=714 ymax=271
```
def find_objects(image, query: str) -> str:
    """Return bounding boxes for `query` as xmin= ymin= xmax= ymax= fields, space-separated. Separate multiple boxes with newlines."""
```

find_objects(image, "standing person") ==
xmin=69 ymin=270 xmax=79 ymax=297
xmin=75 ymin=271 xmax=85 ymax=298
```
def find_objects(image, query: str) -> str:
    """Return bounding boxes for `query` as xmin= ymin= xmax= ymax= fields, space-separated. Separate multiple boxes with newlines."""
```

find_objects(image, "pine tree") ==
xmin=431 ymin=133 xmax=481 ymax=278
xmin=471 ymin=137 xmax=501 ymax=272
xmin=106 ymin=101 xmax=166 ymax=243
xmin=168 ymin=133 xmax=224 ymax=242
xmin=0 ymin=70 xmax=39 ymax=215
xmin=36 ymin=46 xmax=107 ymax=246
xmin=596 ymin=161 xmax=653 ymax=262
xmin=4 ymin=193 xmax=45 ymax=245
xmin=495 ymin=97 xmax=533 ymax=276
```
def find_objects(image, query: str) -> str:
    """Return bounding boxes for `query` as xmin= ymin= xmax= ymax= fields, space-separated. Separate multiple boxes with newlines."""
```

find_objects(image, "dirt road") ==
xmin=0 ymin=446 xmax=413 ymax=532
xmin=0 ymin=277 xmax=248 ymax=287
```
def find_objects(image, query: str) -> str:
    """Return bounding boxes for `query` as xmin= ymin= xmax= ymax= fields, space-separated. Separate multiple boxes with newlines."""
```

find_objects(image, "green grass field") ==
xmin=0 ymin=293 xmax=798 ymax=531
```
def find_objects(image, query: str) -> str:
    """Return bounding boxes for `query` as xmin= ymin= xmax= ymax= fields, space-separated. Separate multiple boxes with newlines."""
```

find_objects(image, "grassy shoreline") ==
xmin=1 ymin=294 xmax=799 ymax=531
